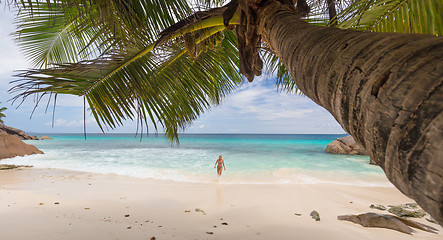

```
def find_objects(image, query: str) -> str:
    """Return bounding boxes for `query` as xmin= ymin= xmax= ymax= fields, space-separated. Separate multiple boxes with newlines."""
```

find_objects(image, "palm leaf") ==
xmin=11 ymin=29 xmax=241 ymax=140
xmin=262 ymin=48 xmax=302 ymax=95
xmin=0 ymin=101 xmax=6 ymax=113
xmin=10 ymin=1 xmax=244 ymax=140
xmin=0 ymin=103 xmax=6 ymax=123
xmin=83 ymin=13 xmax=239 ymax=97
xmin=194 ymin=0 xmax=227 ymax=8
xmin=337 ymin=0 xmax=443 ymax=36
xmin=155 ymin=4 xmax=238 ymax=47
xmin=13 ymin=3 xmax=108 ymax=68
xmin=13 ymin=0 xmax=195 ymax=68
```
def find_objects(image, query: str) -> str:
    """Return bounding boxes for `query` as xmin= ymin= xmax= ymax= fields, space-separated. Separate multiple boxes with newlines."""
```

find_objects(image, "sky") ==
xmin=0 ymin=8 xmax=346 ymax=135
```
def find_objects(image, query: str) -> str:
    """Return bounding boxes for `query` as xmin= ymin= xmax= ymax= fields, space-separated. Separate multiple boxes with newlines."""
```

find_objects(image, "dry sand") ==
xmin=0 ymin=167 xmax=441 ymax=240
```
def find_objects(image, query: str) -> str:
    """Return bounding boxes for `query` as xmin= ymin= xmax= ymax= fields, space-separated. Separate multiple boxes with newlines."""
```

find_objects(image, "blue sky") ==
xmin=0 ymin=9 xmax=345 ymax=134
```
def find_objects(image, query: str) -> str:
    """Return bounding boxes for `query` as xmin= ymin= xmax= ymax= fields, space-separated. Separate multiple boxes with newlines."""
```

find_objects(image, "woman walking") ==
xmin=214 ymin=155 xmax=226 ymax=176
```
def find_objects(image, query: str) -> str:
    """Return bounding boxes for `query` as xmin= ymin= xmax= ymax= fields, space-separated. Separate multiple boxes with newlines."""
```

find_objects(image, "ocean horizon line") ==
xmin=26 ymin=132 xmax=348 ymax=136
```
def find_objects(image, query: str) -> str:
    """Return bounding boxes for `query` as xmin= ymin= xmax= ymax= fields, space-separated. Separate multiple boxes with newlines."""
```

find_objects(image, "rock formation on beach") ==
xmin=39 ymin=135 xmax=52 ymax=140
xmin=0 ymin=132 xmax=43 ymax=160
xmin=0 ymin=123 xmax=38 ymax=140
xmin=338 ymin=212 xmax=438 ymax=235
xmin=325 ymin=135 xmax=369 ymax=156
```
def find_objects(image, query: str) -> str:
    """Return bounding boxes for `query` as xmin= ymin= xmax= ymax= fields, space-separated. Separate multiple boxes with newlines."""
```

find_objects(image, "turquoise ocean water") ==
xmin=2 ymin=134 xmax=391 ymax=186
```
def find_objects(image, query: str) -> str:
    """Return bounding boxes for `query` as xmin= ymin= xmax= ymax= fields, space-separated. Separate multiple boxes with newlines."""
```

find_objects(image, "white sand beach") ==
xmin=0 ymin=167 xmax=441 ymax=240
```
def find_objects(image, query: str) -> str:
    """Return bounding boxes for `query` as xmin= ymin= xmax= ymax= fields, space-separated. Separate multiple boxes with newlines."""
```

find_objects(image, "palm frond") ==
xmin=78 ymin=13 xmax=237 ymax=98
xmin=0 ymin=102 xmax=6 ymax=123
xmin=336 ymin=0 xmax=443 ymax=35
xmin=193 ymin=0 xmax=227 ymax=8
xmin=11 ymin=29 xmax=241 ymax=140
xmin=262 ymin=47 xmax=302 ymax=95
xmin=13 ymin=0 xmax=195 ymax=68
xmin=13 ymin=3 xmax=105 ymax=68
xmin=156 ymin=4 xmax=238 ymax=47
xmin=10 ymin=0 xmax=244 ymax=140
xmin=0 ymin=101 xmax=6 ymax=113
xmin=304 ymin=0 xmax=355 ymax=26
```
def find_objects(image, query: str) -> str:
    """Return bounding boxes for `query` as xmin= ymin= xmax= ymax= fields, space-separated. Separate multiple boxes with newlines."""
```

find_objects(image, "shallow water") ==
xmin=3 ymin=133 xmax=391 ymax=186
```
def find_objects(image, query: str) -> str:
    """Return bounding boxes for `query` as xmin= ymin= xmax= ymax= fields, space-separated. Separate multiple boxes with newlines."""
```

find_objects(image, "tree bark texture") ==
xmin=257 ymin=1 xmax=443 ymax=225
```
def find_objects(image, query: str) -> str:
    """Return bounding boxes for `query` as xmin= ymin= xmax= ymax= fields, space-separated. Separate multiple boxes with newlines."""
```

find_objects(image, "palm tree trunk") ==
xmin=257 ymin=1 xmax=443 ymax=224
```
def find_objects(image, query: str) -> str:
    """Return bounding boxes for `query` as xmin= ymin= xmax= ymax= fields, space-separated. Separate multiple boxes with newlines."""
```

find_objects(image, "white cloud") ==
xmin=45 ymin=117 xmax=95 ymax=128
xmin=218 ymin=78 xmax=320 ymax=121
xmin=187 ymin=76 xmax=345 ymax=134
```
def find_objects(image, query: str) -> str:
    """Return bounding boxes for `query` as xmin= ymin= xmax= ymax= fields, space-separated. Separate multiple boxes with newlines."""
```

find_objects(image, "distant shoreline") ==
xmin=5 ymin=133 xmax=379 ymax=186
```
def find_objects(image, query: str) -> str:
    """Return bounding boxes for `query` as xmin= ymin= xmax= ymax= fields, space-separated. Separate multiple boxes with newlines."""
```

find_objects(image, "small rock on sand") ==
xmin=195 ymin=208 xmax=206 ymax=214
xmin=405 ymin=203 xmax=418 ymax=208
xmin=150 ymin=237 xmax=156 ymax=240
xmin=388 ymin=206 xmax=426 ymax=218
xmin=310 ymin=210 xmax=320 ymax=221
xmin=124 ymin=214 xmax=130 ymax=217
xmin=206 ymin=232 xmax=213 ymax=235
xmin=370 ymin=204 xmax=386 ymax=211
xmin=222 ymin=222 xmax=228 ymax=225
xmin=294 ymin=213 xmax=301 ymax=216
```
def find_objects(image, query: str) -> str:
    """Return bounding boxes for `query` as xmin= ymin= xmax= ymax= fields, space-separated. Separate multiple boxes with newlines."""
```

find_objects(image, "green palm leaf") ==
xmin=13 ymin=0 xmax=194 ymax=68
xmin=0 ymin=102 xmax=6 ymax=124
xmin=11 ymin=28 xmax=241 ymax=139
xmin=10 ymin=0 xmax=243 ymax=140
xmin=262 ymin=48 xmax=301 ymax=95
xmin=337 ymin=0 xmax=443 ymax=35
xmin=14 ymin=4 xmax=92 ymax=67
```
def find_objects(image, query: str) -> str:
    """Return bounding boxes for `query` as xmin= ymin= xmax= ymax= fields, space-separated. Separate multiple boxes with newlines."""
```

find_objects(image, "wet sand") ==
xmin=0 ymin=167 xmax=441 ymax=240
